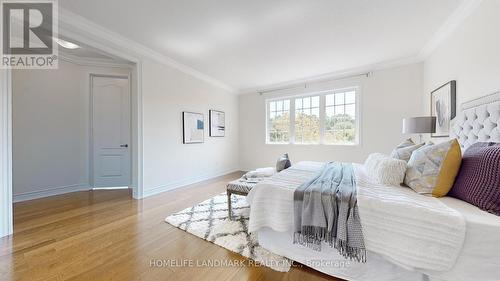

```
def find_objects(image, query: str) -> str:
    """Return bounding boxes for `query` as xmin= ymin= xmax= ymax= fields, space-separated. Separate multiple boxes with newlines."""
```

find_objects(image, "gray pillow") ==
xmin=390 ymin=138 xmax=424 ymax=162
xmin=276 ymin=153 xmax=291 ymax=172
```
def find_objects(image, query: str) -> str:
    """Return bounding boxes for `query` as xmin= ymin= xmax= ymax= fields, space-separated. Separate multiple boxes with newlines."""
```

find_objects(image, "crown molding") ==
xmin=418 ymin=0 xmax=483 ymax=59
xmin=58 ymin=8 xmax=236 ymax=93
xmin=58 ymin=52 xmax=134 ymax=69
xmin=239 ymin=55 xmax=422 ymax=95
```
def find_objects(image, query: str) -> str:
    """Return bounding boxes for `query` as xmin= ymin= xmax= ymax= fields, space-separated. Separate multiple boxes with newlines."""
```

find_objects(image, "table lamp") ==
xmin=402 ymin=116 xmax=436 ymax=143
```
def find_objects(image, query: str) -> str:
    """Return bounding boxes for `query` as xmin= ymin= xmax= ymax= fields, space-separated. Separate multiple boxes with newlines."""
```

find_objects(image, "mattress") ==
xmin=248 ymin=161 xmax=500 ymax=281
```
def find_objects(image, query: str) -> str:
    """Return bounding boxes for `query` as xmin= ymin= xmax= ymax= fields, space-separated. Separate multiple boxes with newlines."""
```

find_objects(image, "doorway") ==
xmin=0 ymin=16 xmax=144 ymax=238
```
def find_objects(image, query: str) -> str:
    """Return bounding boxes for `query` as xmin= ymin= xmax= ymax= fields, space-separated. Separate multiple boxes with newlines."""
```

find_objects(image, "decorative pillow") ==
xmin=404 ymin=139 xmax=462 ymax=197
xmin=448 ymin=142 xmax=500 ymax=215
xmin=390 ymin=138 xmax=424 ymax=162
xmin=393 ymin=138 xmax=414 ymax=148
xmin=244 ymin=167 xmax=276 ymax=179
xmin=364 ymin=153 xmax=407 ymax=185
xmin=276 ymin=153 xmax=291 ymax=172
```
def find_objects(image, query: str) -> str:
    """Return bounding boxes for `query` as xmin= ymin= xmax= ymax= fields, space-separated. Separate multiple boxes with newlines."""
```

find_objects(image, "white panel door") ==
xmin=92 ymin=76 xmax=130 ymax=188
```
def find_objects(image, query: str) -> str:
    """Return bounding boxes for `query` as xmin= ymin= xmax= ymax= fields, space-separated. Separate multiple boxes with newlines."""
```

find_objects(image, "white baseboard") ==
xmin=238 ymin=168 xmax=252 ymax=173
xmin=13 ymin=184 xmax=92 ymax=203
xmin=143 ymin=169 xmax=241 ymax=198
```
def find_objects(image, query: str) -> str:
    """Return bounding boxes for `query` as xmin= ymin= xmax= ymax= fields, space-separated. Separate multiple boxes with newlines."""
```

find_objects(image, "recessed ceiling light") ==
xmin=54 ymin=38 xmax=80 ymax=49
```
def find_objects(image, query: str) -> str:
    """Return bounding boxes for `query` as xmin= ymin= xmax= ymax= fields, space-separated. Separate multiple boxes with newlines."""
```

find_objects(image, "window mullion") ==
xmin=319 ymin=94 xmax=326 ymax=144
xmin=266 ymin=101 xmax=270 ymax=143
xmin=290 ymin=99 xmax=295 ymax=144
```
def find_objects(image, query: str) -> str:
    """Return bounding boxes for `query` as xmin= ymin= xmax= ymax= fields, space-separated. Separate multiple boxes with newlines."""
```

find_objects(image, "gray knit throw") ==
xmin=293 ymin=162 xmax=366 ymax=262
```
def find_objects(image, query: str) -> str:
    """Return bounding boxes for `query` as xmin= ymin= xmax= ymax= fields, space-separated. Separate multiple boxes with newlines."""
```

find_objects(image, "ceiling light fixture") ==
xmin=54 ymin=38 xmax=80 ymax=49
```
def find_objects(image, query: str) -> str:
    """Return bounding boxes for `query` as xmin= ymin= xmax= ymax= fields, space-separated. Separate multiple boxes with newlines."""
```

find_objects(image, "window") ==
xmin=325 ymin=90 xmax=356 ymax=144
xmin=295 ymin=96 xmax=320 ymax=144
xmin=267 ymin=99 xmax=290 ymax=143
xmin=266 ymin=88 xmax=358 ymax=145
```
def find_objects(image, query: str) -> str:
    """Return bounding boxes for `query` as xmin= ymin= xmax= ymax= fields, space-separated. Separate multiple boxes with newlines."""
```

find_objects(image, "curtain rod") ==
xmin=258 ymin=71 xmax=372 ymax=95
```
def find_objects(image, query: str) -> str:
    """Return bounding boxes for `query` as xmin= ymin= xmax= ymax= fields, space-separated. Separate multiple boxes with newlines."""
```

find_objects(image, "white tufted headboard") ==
xmin=450 ymin=92 xmax=500 ymax=150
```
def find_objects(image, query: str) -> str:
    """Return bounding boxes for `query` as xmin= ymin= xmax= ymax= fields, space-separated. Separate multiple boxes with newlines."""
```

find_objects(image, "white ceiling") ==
xmin=60 ymin=0 xmax=462 ymax=91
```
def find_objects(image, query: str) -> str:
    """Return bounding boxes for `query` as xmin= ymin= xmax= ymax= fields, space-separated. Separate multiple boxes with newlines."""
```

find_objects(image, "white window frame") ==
xmin=293 ymin=94 xmax=321 ymax=145
xmin=266 ymin=98 xmax=292 ymax=144
xmin=265 ymin=86 xmax=361 ymax=146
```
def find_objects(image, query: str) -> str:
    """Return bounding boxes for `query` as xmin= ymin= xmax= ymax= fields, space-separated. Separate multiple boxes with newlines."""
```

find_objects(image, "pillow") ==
xmin=276 ymin=153 xmax=291 ymax=172
xmin=393 ymin=138 xmax=414 ymax=148
xmin=364 ymin=153 xmax=407 ymax=186
xmin=244 ymin=167 xmax=276 ymax=179
xmin=448 ymin=142 xmax=500 ymax=215
xmin=404 ymin=139 xmax=462 ymax=197
xmin=390 ymin=138 xmax=425 ymax=162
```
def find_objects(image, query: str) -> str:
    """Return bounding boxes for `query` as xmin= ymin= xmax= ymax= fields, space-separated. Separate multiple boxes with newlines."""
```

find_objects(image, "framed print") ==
xmin=209 ymin=110 xmax=225 ymax=137
xmin=182 ymin=112 xmax=204 ymax=144
xmin=431 ymin=80 xmax=456 ymax=138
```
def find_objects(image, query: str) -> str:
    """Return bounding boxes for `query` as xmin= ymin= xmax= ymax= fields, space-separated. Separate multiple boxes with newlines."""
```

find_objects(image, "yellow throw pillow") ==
xmin=404 ymin=139 xmax=462 ymax=197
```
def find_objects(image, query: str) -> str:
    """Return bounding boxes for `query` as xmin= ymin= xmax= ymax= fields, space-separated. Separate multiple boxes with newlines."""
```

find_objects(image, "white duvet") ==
xmin=247 ymin=161 xmax=466 ymax=272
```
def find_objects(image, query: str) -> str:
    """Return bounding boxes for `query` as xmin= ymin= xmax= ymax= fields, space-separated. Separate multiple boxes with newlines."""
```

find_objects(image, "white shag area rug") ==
xmin=165 ymin=193 xmax=292 ymax=272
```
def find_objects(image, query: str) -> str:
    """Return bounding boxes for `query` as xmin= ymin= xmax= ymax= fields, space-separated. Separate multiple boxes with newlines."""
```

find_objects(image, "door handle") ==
xmin=120 ymin=144 xmax=128 ymax=148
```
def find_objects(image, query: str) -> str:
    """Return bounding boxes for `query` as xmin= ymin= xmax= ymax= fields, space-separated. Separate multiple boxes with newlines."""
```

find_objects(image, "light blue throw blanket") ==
xmin=293 ymin=162 xmax=366 ymax=262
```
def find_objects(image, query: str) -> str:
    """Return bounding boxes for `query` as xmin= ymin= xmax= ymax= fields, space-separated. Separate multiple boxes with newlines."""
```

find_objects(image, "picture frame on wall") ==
xmin=431 ymin=80 xmax=456 ymax=138
xmin=209 ymin=110 xmax=225 ymax=137
xmin=182 ymin=111 xmax=204 ymax=144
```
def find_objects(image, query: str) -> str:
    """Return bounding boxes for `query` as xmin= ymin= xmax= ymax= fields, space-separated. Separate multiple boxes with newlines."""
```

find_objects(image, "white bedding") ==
xmin=247 ymin=161 xmax=473 ymax=275
xmin=248 ymin=161 xmax=324 ymax=233
xmin=431 ymin=197 xmax=500 ymax=281
xmin=256 ymin=196 xmax=500 ymax=281
xmin=258 ymin=228 xmax=424 ymax=281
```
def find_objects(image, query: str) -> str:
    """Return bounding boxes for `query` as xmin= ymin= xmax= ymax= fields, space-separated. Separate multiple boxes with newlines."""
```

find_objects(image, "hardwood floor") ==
xmin=0 ymin=172 xmax=342 ymax=281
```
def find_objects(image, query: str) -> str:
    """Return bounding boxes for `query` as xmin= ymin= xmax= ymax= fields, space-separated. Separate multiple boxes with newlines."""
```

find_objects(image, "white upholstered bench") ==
xmin=226 ymin=178 xmax=260 ymax=220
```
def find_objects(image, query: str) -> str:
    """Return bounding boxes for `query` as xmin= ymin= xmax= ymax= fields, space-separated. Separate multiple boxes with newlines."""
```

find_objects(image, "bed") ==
xmin=247 ymin=92 xmax=500 ymax=281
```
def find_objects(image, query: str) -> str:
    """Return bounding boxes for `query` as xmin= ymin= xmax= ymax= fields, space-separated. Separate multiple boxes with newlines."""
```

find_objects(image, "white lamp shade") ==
xmin=402 ymin=117 xmax=436 ymax=134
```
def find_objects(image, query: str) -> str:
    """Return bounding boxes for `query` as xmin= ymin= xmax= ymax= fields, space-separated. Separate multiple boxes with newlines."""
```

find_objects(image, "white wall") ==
xmin=12 ymin=60 xmax=130 ymax=201
xmin=141 ymin=58 xmax=239 ymax=197
xmin=423 ymin=0 xmax=500 ymax=114
xmin=239 ymin=63 xmax=423 ymax=170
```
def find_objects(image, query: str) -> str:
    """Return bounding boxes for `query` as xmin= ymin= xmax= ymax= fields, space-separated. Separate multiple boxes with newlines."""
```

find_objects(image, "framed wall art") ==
xmin=209 ymin=110 xmax=225 ymax=137
xmin=182 ymin=111 xmax=204 ymax=144
xmin=431 ymin=80 xmax=456 ymax=138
